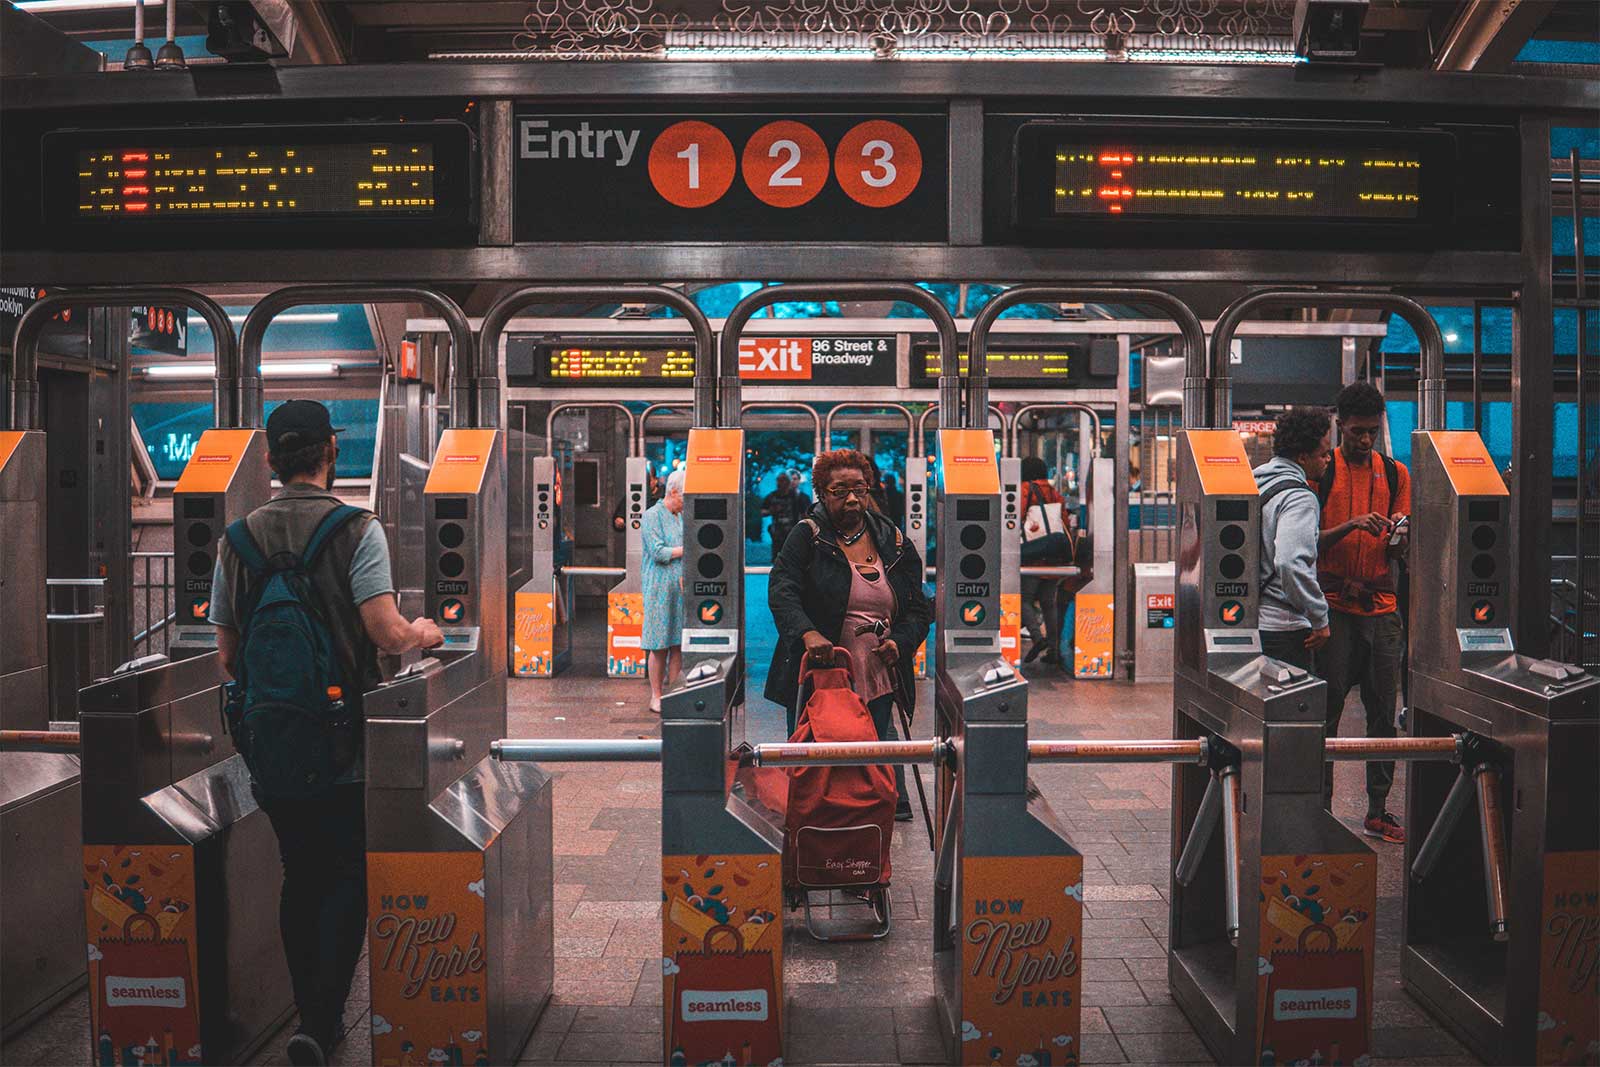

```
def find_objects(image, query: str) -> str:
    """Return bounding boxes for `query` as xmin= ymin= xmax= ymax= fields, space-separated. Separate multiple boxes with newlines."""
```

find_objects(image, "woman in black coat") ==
xmin=765 ymin=450 xmax=931 ymax=819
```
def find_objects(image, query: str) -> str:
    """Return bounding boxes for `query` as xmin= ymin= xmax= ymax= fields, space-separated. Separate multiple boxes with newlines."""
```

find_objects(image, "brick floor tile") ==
xmin=1079 ymin=1032 xmax=1129 ymax=1063
xmin=1101 ymin=1004 xmax=1194 ymax=1034
xmin=1113 ymin=1030 xmax=1212 ymax=1062
xmin=554 ymin=1030 xmax=661 ymax=1062
xmin=1081 ymin=981 xmax=1149 ymax=1007
xmin=570 ymin=1005 xmax=662 ymax=1033
xmin=1083 ymin=937 xmax=1168 ymax=959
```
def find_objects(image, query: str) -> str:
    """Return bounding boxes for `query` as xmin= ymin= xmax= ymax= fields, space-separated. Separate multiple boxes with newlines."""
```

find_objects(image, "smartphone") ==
xmin=1388 ymin=514 xmax=1410 ymax=546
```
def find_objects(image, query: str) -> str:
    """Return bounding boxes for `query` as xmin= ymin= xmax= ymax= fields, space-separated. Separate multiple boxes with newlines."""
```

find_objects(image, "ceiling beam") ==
xmin=1433 ymin=0 xmax=1556 ymax=72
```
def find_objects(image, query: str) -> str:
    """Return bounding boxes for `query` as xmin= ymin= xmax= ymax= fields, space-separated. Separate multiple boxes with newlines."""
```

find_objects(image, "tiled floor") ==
xmin=2 ymin=621 xmax=1479 ymax=1067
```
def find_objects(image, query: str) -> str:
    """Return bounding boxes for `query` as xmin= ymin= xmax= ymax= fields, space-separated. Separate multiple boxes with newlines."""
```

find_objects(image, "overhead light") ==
xmin=16 ymin=0 xmax=165 ymax=10
xmin=1444 ymin=332 xmax=1460 ymax=343
xmin=144 ymin=360 xmax=342 ymax=378
xmin=191 ymin=311 xmax=341 ymax=331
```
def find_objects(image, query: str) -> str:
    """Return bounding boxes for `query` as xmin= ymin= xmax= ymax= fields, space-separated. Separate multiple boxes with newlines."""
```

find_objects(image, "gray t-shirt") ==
xmin=208 ymin=519 xmax=394 ymax=628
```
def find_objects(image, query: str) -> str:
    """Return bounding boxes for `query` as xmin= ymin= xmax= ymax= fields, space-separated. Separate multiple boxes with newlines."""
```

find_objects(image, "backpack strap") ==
xmin=1260 ymin=478 xmax=1314 ymax=512
xmin=300 ymin=505 xmax=367 ymax=570
xmin=225 ymin=517 xmax=270 ymax=576
xmin=1380 ymin=453 xmax=1400 ymax=502
xmin=1316 ymin=455 xmax=1336 ymax=505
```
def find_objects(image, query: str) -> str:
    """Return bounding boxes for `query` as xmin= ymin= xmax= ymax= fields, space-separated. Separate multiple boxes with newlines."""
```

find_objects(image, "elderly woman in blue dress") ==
xmin=641 ymin=468 xmax=686 ymax=712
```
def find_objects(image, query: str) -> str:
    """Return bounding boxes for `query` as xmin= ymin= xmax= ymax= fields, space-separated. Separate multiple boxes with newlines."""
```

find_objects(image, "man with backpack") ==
xmin=208 ymin=400 xmax=443 ymax=1066
xmin=1314 ymin=382 xmax=1411 ymax=845
xmin=1254 ymin=408 xmax=1334 ymax=672
xmin=1018 ymin=456 xmax=1071 ymax=666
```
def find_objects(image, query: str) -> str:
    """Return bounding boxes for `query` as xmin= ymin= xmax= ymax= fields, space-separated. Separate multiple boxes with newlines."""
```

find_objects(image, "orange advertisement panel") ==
xmin=425 ymin=428 xmax=499 ymax=496
xmin=938 ymin=429 xmax=1001 ymax=495
xmin=959 ymin=854 xmax=1084 ymax=1067
xmin=1256 ymin=852 xmax=1376 ymax=1066
xmin=1426 ymin=431 xmax=1510 ymax=498
xmin=514 ymin=591 xmax=555 ymax=677
xmin=1184 ymin=429 xmax=1258 ymax=497
xmin=368 ymin=852 xmax=491 ymax=1067
xmin=1073 ymin=593 xmax=1115 ymax=679
xmin=607 ymin=591 xmax=647 ymax=677
xmin=0 ymin=430 xmax=25 ymax=473
xmin=999 ymin=592 xmax=1021 ymax=666
xmin=1537 ymin=850 xmax=1599 ymax=1066
xmin=84 ymin=844 xmax=203 ymax=1066
xmin=663 ymin=852 xmax=784 ymax=1067
xmin=172 ymin=428 xmax=259 ymax=494
xmin=684 ymin=428 xmax=743 ymax=495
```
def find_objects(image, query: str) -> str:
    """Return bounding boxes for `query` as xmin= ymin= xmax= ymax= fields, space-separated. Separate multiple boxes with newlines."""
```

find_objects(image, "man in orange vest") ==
xmin=1316 ymin=383 xmax=1411 ymax=844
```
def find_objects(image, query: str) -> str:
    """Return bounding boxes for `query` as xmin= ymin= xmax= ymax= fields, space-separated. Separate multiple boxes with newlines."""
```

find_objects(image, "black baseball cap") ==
xmin=266 ymin=399 xmax=343 ymax=452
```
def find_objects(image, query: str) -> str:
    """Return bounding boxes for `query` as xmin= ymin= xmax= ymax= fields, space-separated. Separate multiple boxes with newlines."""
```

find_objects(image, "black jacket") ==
xmin=764 ymin=503 xmax=931 ymax=714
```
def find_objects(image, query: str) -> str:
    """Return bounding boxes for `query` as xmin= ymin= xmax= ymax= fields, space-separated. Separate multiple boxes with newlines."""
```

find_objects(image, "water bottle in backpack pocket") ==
xmin=225 ymin=505 xmax=365 ymax=799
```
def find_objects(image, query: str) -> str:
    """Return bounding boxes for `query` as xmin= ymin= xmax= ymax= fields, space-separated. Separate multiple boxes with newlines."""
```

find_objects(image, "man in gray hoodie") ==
xmin=1254 ymin=407 xmax=1334 ymax=671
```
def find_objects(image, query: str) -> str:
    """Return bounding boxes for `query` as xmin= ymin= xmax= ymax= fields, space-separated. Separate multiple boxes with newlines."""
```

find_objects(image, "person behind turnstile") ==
xmin=642 ymin=468 xmax=686 ymax=713
xmin=767 ymin=448 xmax=930 ymax=820
xmin=1252 ymin=407 xmax=1334 ymax=673
xmin=210 ymin=400 xmax=444 ymax=1066
xmin=761 ymin=468 xmax=811 ymax=553
xmin=1018 ymin=454 xmax=1069 ymax=667
xmin=1315 ymin=381 xmax=1412 ymax=844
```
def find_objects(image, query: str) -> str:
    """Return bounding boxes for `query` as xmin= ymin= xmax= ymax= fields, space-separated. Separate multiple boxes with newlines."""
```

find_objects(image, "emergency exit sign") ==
xmin=513 ymin=108 xmax=947 ymax=242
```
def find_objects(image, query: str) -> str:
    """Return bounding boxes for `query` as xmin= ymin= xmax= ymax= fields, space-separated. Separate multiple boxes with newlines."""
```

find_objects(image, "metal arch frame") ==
xmin=739 ymin=402 xmax=823 ymax=454
xmin=480 ymin=286 xmax=718 ymax=426
xmin=637 ymin=402 xmax=689 ymax=454
xmin=1006 ymin=403 xmax=1103 ymax=459
xmin=8 ymin=287 xmax=235 ymax=431
xmin=966 ymin=285 xmax=1207 ymax=425
xmin=1208 ymin=290 xmax=1447 ymax=430
xmin=544 ymin=401 xmax=637 ymax=456
xmin=719 ymin=283 xmax=961 ymax=429
xmin=240 ymin=285 xmax=476 ymax=428
xmin=915 ymin=402 xmax=1009 ymax=454
xmin=822 ymin=402 xmax=915 ymax=454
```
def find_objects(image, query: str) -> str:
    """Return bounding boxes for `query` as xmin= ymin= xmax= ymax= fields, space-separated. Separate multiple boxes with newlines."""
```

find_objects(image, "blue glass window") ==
xmin=132 ymin=398 xmax=379 ymax=480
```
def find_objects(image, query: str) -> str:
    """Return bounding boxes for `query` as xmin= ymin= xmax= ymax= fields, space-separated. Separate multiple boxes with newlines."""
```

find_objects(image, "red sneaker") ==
xmin=1363 ymin=811 xmax=1405 ymax=843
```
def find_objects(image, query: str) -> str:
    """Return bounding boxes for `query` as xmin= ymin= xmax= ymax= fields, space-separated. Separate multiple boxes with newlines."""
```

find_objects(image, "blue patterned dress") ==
xmin=640 ymin=500 xmax=685 ymax=650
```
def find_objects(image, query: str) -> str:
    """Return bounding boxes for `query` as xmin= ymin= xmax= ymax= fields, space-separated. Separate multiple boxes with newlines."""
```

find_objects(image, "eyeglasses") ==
xmin=823 ymin=483 xmax=873 ymax=500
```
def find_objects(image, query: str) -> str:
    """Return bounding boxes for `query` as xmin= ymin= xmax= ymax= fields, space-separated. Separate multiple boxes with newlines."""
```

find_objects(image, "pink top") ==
xmin=841 ymin=563 xmax=896 ymax=703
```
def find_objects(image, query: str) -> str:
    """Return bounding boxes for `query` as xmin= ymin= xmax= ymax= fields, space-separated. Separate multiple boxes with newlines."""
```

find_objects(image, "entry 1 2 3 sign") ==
xmin=513 ymin=109 xmax=947 ymax=242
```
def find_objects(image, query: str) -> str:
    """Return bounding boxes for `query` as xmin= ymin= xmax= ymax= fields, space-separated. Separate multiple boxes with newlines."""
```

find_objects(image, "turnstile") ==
xmin=1402 ymin=429 xmax=1600 ymax=1066
xmin=513 ymin=449 xmax=574 ymax=677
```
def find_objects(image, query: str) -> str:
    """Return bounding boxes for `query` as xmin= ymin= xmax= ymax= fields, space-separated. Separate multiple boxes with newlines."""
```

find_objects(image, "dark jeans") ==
xmin=259 ymin=782 xmax=367 ymax=1049
xmin=866 ymin=693 xmax=910 ymax=810
xmin=1020 ymin=576 xmax=1059 ymax=652
xmin=1317 ymin=610 xmax=1404 ymax=816
xmin=1260 ymin=628 xmax=1315 ymax=673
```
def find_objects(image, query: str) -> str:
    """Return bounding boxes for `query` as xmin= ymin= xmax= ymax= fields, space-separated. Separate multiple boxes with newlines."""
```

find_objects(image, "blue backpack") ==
xmin=223 ymin=504 xmax=365 ymax=799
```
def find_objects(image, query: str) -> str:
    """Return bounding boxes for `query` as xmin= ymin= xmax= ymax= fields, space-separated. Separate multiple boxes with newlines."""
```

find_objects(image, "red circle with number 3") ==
xmin=835 ymin=120 xmax=922 ymax=208
xmin=648 ymin=121 xmax=736 ymax=209
xmin=741 ymin=121 xmax=829 ymax=208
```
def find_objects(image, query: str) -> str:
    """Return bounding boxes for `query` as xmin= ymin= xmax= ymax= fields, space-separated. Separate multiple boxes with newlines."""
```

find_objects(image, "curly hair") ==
xmin=1273 ymin=407 xmax=1332 ymax=461
xmin=269 ymin=439 xmax=334 ymax=482
xmin=1335 ymin=381 xmax=1386 ymax=420
xmin=812 ymin=449 xmax=875 ymax=492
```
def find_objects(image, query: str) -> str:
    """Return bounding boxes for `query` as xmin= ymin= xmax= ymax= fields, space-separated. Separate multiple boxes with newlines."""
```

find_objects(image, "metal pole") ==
xmin=964 ymin=287 xmax=1207 ymax=428
xmin=1209 ymin=291 xmax=1447 ymax=431
xmin=1174 ymin=772 xmax=1223 ymax=887
xmin=240 ymin=286 xmax=473 ymax=429
xmin=750 ymin=739 xmax=944 ymax=768
xmin=1220 ymin=764 xmax=1243 ymax=945
xmin=479 ymin=287 xmax=715 ymax=427
xmin=1472 ymin=300 xmax=1484 ymax=433
xmin=1028 ymin=738 xmax=1207 ymax=764
xmin=0 ymin=730 xmax=82 ymax=752
xmin=491 ymin=738 xmax=662 ymax=762
xmin=1572 ymin=148 xmax=1590 ymax=660
xmin=9 ymin=288 xmax=234 ymax=431
xmin=741 ymin=402 xmax=824 ymax=455
xmin=1474 ymin=764 xmax=1511 ymax=941
xmin=1410 ymin=764 xmax=1478 ymax=882
xmin=1323 ymin=735 xmax=1462 ymax=762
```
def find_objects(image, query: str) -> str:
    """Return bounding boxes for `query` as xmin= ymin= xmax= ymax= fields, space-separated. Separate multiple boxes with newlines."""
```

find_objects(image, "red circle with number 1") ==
xmin=835 ymin=120 xmax=922 ymax=208
xmin=648 ymin=121 xmax=736 ymax=209
xmin=742 ymin=121 xmax=829 ymax=208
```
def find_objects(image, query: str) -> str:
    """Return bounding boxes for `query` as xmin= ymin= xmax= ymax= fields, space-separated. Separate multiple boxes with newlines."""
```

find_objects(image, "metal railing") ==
xmin=1551 ymin=555 xmax=1599 ymax=672
xmin=131 ymin=551 xmax=175 ymax=658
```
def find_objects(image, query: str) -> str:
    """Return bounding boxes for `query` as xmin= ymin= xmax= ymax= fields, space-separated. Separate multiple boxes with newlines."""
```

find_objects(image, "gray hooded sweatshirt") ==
xmin=1253 ymin=455 xmax=1330 ymax=632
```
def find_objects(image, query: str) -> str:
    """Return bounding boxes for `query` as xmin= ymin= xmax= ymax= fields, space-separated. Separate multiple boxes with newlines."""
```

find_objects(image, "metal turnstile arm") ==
xmin=1219 ymin=765 xmax=1243 ymax=946
xmin=1408 ymin=755 xmax=1511 ymax=942
xmin=0 ymin=729 xmax=82 ymax=752
xmin=1175 ymin=770 xmax=1224 ymax=887
xmin=492 ymin=738 xmax=663 ymax=762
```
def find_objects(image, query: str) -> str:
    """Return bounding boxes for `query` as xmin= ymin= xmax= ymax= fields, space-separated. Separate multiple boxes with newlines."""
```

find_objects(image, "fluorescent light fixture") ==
xmin=192 ymin=311 xmax=341 ymax=332
xmin=17 ymin=0 xmax=165 ymax=10
xmin=144 ymin=361 xmax=342 ymax=379
xmin=1445 ymin=331 xmax=1460 ymax=343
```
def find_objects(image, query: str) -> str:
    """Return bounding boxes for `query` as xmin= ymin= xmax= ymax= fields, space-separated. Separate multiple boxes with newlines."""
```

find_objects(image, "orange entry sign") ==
xmin=684 ymin=428 xmax=743 ymax=494
xmin=173 ymin=428 xmax=259 ymax=494
xmin=1426 ymin=431 xmax=1509 ymax=498
xmin=1184 ymin=429 xmax=1258 ymax=497
xmin=0 ymin=430 xmax=26 ymax=473
xmin=938 ymin=429 xmax=1000 ymax=495
xmin=425 ymin=429 xmax=499 ymax=496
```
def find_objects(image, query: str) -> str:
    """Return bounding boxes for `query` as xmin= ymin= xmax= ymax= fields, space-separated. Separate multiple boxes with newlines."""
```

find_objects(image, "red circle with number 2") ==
xmin=648 ymin=121 xmax=736 ymax=209
xmin=742 ymin=121 xmax=829 ymax=208
xmin=835 ymin=120 xmax=923 ymax=208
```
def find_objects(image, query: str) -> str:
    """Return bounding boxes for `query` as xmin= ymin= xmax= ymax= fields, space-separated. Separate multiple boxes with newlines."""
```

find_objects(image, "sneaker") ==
xmin=1363 ymin=811 xmax=1405 ymax=844
xmin=895 ymin=804 xmax=914 ymax=823
xmin=286 ymin=1033 xmax=327 ymax=1067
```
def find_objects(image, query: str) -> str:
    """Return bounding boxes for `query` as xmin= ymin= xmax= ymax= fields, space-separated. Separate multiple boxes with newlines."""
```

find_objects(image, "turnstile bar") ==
xmin=751 ymin=739 xmax=943 ymax=768
xmin=1474 ymin=765 xmax=1511 ymax=942
xmin=1030 ymin=738 xmax=1207 ymax=764
xmin=561 ymin=566 xmax=628 ymax=577
xmin=492 ymin=738 xmax=663 ymax=762
xmin=1220 ymin=765 xmax=1243 ymax=946
xmin=1324 ymin=735 xmax=1461 ymax=761
xmin=0 ymin=729 xmax=81 ymax=752
xmin=1175 ymin=771 xmax=1224 ymax=887
xmin=1409 ymin=764 xmax=1478 ymax=882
